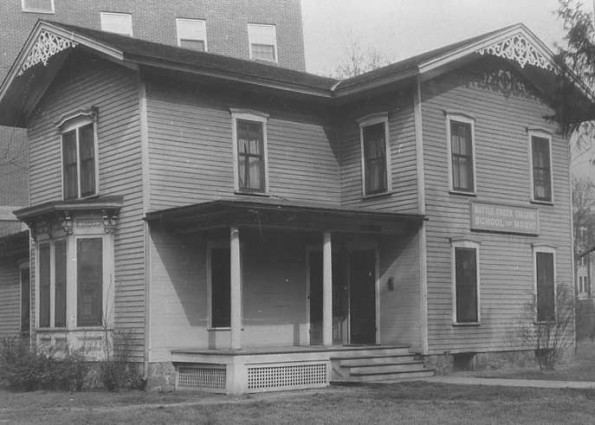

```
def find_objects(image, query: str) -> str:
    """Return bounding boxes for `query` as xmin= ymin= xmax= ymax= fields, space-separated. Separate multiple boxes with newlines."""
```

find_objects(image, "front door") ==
xmin=349 ymin=250 xmax=376 ymax=345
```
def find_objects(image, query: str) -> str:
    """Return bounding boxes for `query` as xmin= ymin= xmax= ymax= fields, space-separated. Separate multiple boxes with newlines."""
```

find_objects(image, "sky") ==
xmin=301 ymin=0 xmax=576 ymax=76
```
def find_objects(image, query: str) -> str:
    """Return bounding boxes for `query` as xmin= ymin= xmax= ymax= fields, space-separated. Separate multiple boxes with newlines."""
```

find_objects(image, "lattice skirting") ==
xmin=176 ymin=364 xmax=226 ymax=391
xmin=247 ymin=362 xmax=329 ymax=392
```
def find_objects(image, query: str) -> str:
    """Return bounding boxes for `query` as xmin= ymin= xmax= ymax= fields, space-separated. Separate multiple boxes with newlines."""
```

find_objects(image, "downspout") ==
xmin=413 ymin=73 xmax=429 ymax=355
xmin=139 ymin=73 xmax=152 ymax=379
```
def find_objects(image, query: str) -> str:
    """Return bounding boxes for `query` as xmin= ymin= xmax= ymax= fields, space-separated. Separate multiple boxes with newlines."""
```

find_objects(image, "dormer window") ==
xmin=60 ymin=113 xmax=98 ymax=200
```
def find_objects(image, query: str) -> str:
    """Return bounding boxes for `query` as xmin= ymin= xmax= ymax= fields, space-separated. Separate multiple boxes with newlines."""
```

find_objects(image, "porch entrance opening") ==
xmin=308 ymin=249 xmax=376 ymax=346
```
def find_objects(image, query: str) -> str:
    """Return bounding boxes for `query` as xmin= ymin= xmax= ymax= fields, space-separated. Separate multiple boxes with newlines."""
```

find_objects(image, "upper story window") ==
xmin=231 ymin=109 xmax=269 ymax=194
xmin=176 ymin=18 xmax=207 ymax=51
xmin=452 ymin=240 xmax=480 ymax=324
xmin=534 ymin=247 xmax=556 ymax=323
xmin=100 ymin=12 xmax=133 ymax=36
xmin=529 ymin=131 xmax=553 ymax=203
xmin=21 ymin=0 xmax=54 ymax=13
xmin=247 ymin=24 xmax=277 ymax=63
xmin=446 ymin=114 xmax=476 ymax=194
xmin=60 ymin=112 xmax=98 ymax=200
xmin=358 ymin=113 xmax=390 ymax=197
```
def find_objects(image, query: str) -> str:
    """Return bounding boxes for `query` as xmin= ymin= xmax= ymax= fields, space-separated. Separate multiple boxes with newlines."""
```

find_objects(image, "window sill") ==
xmin=36 ymin=327 xmax=68 ymax=333
xmin=36 ymin=326 xmax=107 ymax=332
xmin=207 ymin=327 xmax=244 ymax=331
xmin=234 ymin=190 xmax=269 ymax=198
xmin=449 ymin=190 xmax=476 ymax=197
xmin=452 ymin=322 xmax=480 ymax=327
xmin=530 ymin=199 xmax=554 ymax=206
xmin=362 ymin=191 xmax=392 ymax=200
xmin=22 ymin=9 xmax=55 ymax=14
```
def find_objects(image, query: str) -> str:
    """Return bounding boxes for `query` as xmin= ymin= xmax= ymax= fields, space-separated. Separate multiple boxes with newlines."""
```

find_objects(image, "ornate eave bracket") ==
xmin=18 ymin=30 xmax=79 ymax=76
xmin=477 ymin=34 xmax=555 ymax=72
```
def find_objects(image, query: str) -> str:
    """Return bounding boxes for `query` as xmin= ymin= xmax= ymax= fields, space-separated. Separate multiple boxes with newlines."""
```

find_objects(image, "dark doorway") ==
xmin=20 ymin=267 xmax=30 ymax=336
xmin=349 ymin=250 xmax=376 ymax=345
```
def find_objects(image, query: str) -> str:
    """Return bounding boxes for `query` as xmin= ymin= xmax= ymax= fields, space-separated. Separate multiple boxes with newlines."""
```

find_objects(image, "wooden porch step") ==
xmin=330 ymin=347 xmax=412 ymax=358
xmin=349 ymin=362 xmax=427 ymax=375
xmin=339 ymin=355 xmax=418 ymax=367
xmin=344 ymin=369 xmax=435 ymax=383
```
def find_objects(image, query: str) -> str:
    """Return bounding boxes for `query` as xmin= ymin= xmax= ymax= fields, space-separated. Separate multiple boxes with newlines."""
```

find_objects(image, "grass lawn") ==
xmin=2 ymin=382 xmax=595 ymax=425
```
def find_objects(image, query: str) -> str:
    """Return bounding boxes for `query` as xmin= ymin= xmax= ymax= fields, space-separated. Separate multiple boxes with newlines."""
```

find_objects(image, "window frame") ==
xmin=59 ymin=113 xmax=99 ymax=200
xmin=533 ymin=246 xmax=557 ymax=323
xmin=247 ymin=23 xmax=278 ymax=63
xmin=230 ymin=109 xmax=270 ymax=195
xmin=36 ymin=238 xmax=68 ymax=329
xmin=176 ymin=18 xmax=208 ymax=51
xmin=35 ymin=232 xmax=112 ymax=331
xmin=100 ymin=12 xmax=133 ymax=36
xmin=451 ymin=239 xmax=481 ymax=325
xmin=446 ymin=113 xmax=477 ymax=195
xmin=207 ymin=242 xmax=232 ymax=330
xmin=21 ymin=0 xmax=54 ymax=14
xmin=357 ymin=112 xmax=391 ymax=197
xmin=528 ymin=130 xmax=554 ymax=204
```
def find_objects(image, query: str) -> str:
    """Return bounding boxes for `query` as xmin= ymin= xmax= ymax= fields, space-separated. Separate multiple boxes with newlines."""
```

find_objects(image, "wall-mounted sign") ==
xmin=470 ymin=202 xmax=539 ymax=235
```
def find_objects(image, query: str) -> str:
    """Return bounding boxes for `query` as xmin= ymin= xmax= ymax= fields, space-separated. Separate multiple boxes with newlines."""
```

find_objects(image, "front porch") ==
xmin=145 ymin=199 xmax=428 ymax=393
xmin=171 ymin=344 xmax=432 ymax=394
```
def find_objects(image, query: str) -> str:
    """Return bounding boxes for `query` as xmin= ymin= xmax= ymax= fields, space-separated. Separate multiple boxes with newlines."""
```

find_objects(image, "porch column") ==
xmin=323 ymin=231 xmax=333 ymax=346
xmin=230 ymin=226 xmax=242 ymax=350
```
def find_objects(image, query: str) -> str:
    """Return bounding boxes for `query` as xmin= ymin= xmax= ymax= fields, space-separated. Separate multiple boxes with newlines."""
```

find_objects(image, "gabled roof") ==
xmin=0 ymin=20 xmax=593 ymax=127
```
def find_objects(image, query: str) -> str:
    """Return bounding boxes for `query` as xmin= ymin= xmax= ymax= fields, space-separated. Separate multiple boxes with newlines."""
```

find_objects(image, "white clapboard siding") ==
xmin=338 ymin=88 xmax=420 ymax=214
xmin=145 ymin=78 xmax=341 ymax=211
xmin=421 ymin=61 xmax=573 ymax=354
xmin=27 ymin=52 xmax=145 ymax=360
xmin=0 ymin=258 xmax=20 ymax=337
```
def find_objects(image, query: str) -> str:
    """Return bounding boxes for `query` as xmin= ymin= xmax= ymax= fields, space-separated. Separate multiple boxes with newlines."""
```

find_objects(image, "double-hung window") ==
xmin=247 ymin=24 xmax=278 ymax=63
xmin=529 ymin=131 xmax=553 ymax=203
xmin=534 ymin=248 xmax=556 ymax=322
xmin=358 ymin=113 xmax=390 ymax=196
xmin=452 ymin=240 xmax=480 ymax=324
xmin=447 ymin=114 xmax=475 ymax=193
xmin=231 ymin=110 xmax=269 ymax=194
xmin=61 ymin=115 xmax=97 ymax=200
xmin=176 ymin=18 xmax=207 ymax=51
xmin=38 ymin=240 xmax=67 ymax=328
xmin=21 ymin=0 xmax=54 ymax=13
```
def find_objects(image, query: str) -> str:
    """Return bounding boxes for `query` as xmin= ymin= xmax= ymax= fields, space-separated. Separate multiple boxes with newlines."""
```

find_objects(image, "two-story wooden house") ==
xmin=0 ymin=21 xmax=592 ymax=393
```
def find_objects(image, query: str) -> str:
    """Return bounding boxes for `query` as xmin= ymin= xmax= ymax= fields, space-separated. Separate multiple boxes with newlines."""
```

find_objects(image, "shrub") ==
xmin=517 ymin=283 xmax=575 ymax=370
xmin=0 ymin=337 xmax=91 ymax=392
xmin=100 ymin=330 xmax=144 ymax=391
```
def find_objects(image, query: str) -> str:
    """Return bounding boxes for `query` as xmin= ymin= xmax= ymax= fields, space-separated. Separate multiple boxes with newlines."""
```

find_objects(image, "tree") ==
xmin=555 ymin=1 xmax=595 ymax=147
xmin=331 ymin=36 xmax=391 ymax=79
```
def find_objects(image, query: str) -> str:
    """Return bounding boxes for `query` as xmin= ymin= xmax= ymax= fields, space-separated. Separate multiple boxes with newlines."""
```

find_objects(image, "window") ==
xmin=100 ymin=12 xmax=133 ymax=36
xmin=20 ymin=266 xmax=30 ymax=335
xmin=61 ymin=117 xmax=97 ymax=200
xmin=534 ymin=249 xmax=555 ymax=322
xmin=21 ymin=0 xmax=54 ymax=13
xmin=176 ymin=18 xmax=207 ymax=51
xmin=447 ymin=114 xmax=475 ymax=193
xmin=452 ymin=241 xmax=480 ymax=324
xmin=77 ymin=238 xmax=103 ymax=327
xmin=578 ymin=275 xmax=589 ymax=296
xmin=358 ymin=113 xmax=390 ymax=196
xmin=529 ymin=132 xmax=553 ymax=203
xmin=38 ymin=240 xmax=66 ymax=328
xmin=209 ymin=246 xmax=231 ymax=328
xmin=36 ymin=237 xmax=107 ymax=329
xmin=247 ymin=24 xmax=277 ymax=63
xmin=231 ymin=109 xmax=269 ymax=193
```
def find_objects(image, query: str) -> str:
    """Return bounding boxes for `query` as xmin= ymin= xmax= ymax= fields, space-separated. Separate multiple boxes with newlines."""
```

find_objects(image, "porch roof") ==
xmin=145 ymin=198 xmax=426 ymax=235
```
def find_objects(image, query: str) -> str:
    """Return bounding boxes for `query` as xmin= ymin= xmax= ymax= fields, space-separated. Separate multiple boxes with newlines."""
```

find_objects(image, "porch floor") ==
xmin=171 ymin=344 xmax=412 ymax=357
